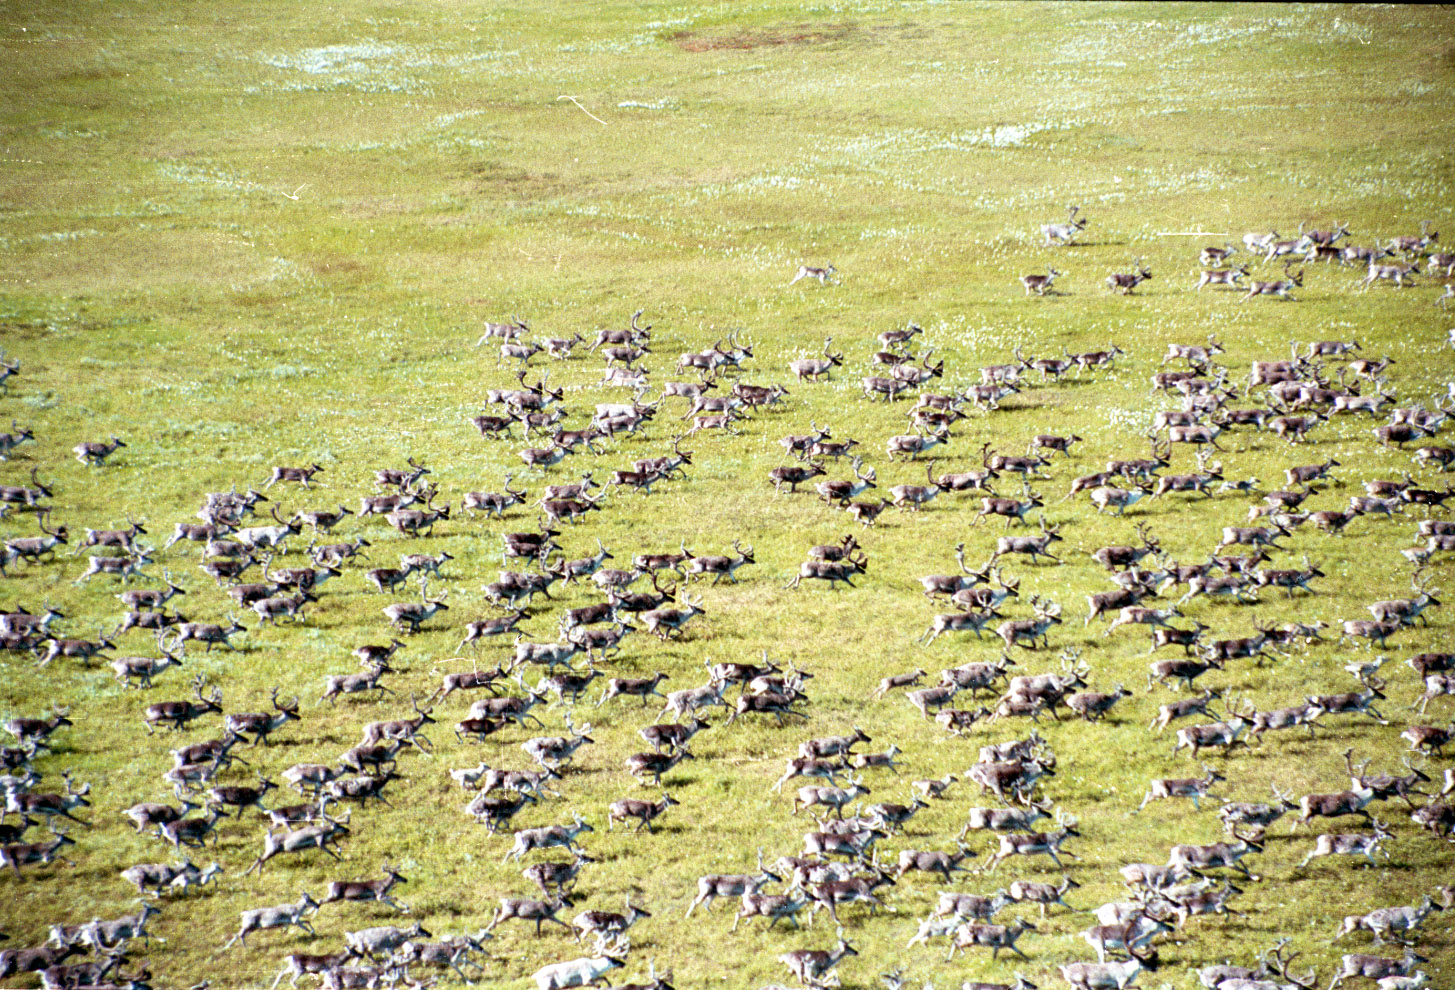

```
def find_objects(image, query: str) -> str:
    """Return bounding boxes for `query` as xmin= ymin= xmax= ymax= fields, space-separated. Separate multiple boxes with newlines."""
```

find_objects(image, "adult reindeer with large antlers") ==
xmin=1042 ymin=204 xmax=1088 ymax=246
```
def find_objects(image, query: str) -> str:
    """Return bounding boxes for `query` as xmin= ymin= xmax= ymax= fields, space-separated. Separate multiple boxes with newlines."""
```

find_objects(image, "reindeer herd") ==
xmin=1023 ymin=208 xmax=1453 ymax=309
xmin=0 ymin=209 xmax=1451 ymax=990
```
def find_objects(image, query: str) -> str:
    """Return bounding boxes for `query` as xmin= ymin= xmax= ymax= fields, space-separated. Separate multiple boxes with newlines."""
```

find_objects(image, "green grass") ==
xmin=2 ymin=2 xmax=1455 ymax=988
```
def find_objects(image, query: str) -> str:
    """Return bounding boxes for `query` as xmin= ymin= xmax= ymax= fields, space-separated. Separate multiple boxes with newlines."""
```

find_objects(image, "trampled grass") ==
xmin=1 ymin=2 xmax=1454 ymax=988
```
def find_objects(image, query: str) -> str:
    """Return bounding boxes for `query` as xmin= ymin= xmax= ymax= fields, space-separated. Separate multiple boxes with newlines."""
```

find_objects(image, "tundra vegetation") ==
xmin=0 ymin=3 xmax=1453 ymax=989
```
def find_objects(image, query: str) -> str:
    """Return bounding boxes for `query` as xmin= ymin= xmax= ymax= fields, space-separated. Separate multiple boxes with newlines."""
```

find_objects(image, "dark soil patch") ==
xmin=669 ymin=23 xmax=855 ymax=52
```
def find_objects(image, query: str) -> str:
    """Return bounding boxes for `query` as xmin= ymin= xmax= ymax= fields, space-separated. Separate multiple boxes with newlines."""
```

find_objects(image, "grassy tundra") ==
xmin=2 ymin=2 xmax=1454 ymax=987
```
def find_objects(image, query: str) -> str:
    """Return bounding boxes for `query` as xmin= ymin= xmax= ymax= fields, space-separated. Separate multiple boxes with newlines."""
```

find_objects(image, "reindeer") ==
xmin=1083 ymin=576 xmax=1156 ymax=625
xmin=788 ymin=557 xmax=865 ymax=590
xmin=1368 ymin=572 xmax=1442 ymax=626
xmin=1065 ymin=685 xmax=1132 ymax=722
xmin=918 ymin=544 xmax=991 ymax=599
xmin=1197 ymin=242 xmax=1237 ymax=267
xmin=640 ymin=594 xmax=705 ymax=639
xmin=633 ymin=441 xmax=693 ymax=485
xmin=6 ymin=770 xmax=91 ymax=827
xmin=359 ymin=695 xmax=435 ymax=753
xmin=532 ymin=947 xmax=629 ymax=990
xmin=1042 ymin=205 xmax=1087 ymax=245
xmin=945 ymin=919 xmax=1037 ymax=962
xmin=72 ymin=436 xmax=127 ymax=466
xmin=1340 ymin=617 xmax=1404 ymax=649
xmin=75 ymin=515 xmax=149 ymax=557
xmin=476 ymin=316 xmax=530 ymax=347
xmin=143 ymin=675 xmax=222 ymax=732
xmin=1361 ymin=258 xmax=1420 ymax=290
xmin=684 ymin=849 xmax=780 ymax=918
xmin=790 ymin=263 xmax=837 ymax=286
xmin=1020 ymin=267 xmax=1062 ymax=296
xmin=861 ymin=374 xmax=914 ymax=402
xmin=0 ymin=420 xmax=32 ymax=464
xmin=992 ymin=516 xmax=1063 ymax=564
xmin=1171 ymin=711 xmax=1250 ymax=757
xmin=793 ymin=776 xmax=871 ymax=819
xmin=966 ymin=755 xmax=1055 ymax=807
xmin=250 ymin=589 xmax=315 ymax=626
xmin=1137 ymin=765 xmax=1225 ymax=812
xmin=521 ymin=849 xmax=595 ymax=900
xmin=321 ymin=862 xmax=410 ymax=913
xmin=1106 ymin=261 xmax=1153 ymax=294
xmin=4 ymin=511 xmax=68 ymax=564
xmin=814 ymin=457 xmax=878 ymax=507
xmin=462 ymin=476 xmax=529 ymax=519
xmin=973 ymin=492 xmax=1044 ymax=528
xmin=1297 ymin=818 xmax=1393 ymax=870
xmin=588 ymin=310 xmax=650 ymax=352
xmin=779 ymin=932 xmax=858 ymax=988
xmin=727 ymin=686 xmax=807 ymax=727
xmin=383 ymin=585 xmax=449 ymax=634
xmin=0 ymin=468 xmax=54 ymax=514
xmin=504 ymin=814 xmax=594 ymax=862
xmin=781 ymin=422 xmax=833 ymax=460
xmin=343 ymin=921 xmax=433 ymax=963
xmin=123 ymin=859 xmax=222 ymax=899
xmin=684 ymin=540 xmax=754 ymax=584
xmin=1161 ymin=335 xmax=1225 ymax=369
xmin=921 ymin=609 xmax=1000 ymax=644
xmin=956 ymin=577 xmax=1023 ymax=618
xmin=885 ymin=428 xmax=948 ymax=463
xmin=1169 ymin=833 xmax=1263 ymax=882
xmin=1104 ymin=604 xmax=1183 ymax=639
xmin=225 ymin=688 xmax=301 ymax=746
xmin=1152 ymin=693 xmax=1222 ymax=739
xmin=1295 ymin=783 xmax=1377 ymax=831
xmin=1329 ymin=949 xmax=1429 ymax=989
xmin=572 ymin=897 xmax=651 ymax=949
xmin=731 ymin=890 xmax=810 ymax=933
xmin=894 ymin=841 xmax=975 ymax=883
xmin=156 ymin=808 xmax=224 ymax=847
xmin=1334 ymin=896 xmax=1443 ymax=944
xmin=790 ymin=338 xmax=845 ymax=381
xmin=997 ymin=597 xmax=1063 ymax=650
xmin=1416 ymin=674 xmax=1455 ymax=714
xmin=807 ymin=866 xmax=897 ymax=925
xmin=206 ymin=771 xmax=277 ymax=818
xmin=1079 ymin=913 xmax=1172 ymax=965
xmin=224 ymin=893 xmax=320 ymax=948
xmin=656 ymin=683 xmax=726 ymax=723
xmin=1242 ymin=266 xmax=1304 ymax=301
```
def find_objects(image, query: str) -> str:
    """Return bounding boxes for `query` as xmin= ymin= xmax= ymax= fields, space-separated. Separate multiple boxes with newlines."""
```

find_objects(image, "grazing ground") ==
xmin=2 ymin=2 xmax=1455 ymax=988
